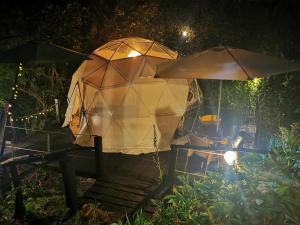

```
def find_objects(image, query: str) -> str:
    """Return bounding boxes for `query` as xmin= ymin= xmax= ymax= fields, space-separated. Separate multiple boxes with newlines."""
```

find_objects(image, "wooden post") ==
xmin=168 ymin=145 xmax=177 ymax=182
xmin=59 ymin=154 xmax=78 ymax=213
xmin=54 ymin=98 xmax=60 ymax=123
xmin=0 ymin=137 xmax=6 ymax=156
xmin=47 ymin=133 xmax=51 ymax=152
xmin=9 ymin=164 xmax=25 ymax=220
xmin=94 ymin=136 xmax=102 ymax=178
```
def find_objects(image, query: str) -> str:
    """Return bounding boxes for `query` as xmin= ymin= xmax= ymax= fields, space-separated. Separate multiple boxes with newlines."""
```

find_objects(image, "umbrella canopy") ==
xmin=0 ymin=41 xmax=89 ymax=63
xmin=63 ymin=37 xmax=189 ymax=154
xmin=156 ymin=46 xmax=300 ymax=80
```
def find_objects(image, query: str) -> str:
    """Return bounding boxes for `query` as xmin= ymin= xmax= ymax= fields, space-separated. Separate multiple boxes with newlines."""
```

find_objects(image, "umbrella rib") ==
xmin=225 ymin=47 xmax=252 ymax=80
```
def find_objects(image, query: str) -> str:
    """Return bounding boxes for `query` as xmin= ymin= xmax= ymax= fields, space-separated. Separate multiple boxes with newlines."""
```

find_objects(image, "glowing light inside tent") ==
xmin=127 ymin=50 xmax=141 ymax=57
xmin=224 ymin=151 xmax=237 ymax=165
xmin=182 ymin=31 xmax=188 ymax=37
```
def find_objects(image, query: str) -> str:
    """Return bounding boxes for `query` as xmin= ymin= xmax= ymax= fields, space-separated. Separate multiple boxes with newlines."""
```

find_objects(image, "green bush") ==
xmin=121 ymin=125 xmax=300 ymax=225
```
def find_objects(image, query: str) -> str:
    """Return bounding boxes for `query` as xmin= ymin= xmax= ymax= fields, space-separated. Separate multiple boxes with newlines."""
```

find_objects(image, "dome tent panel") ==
xmin=156 ymin=43 xmax=178 ymax=59
xmin=103 ymin=119 xmax=136 ymax=151
xmin=111 ymin=43 xmax=142 ymax=60
xmin=101 ymin=63 xmax=128 ymax=88
xmin=82 ymin=63 xmax=107 ymax=89
xmin=118 ymin=117 xmax=154 ymax=147
xmin=120 ymin=86 xmax=150 ymax=118
xmin=156 ymin=84 xmax=187 ymax=115
xmin=125 ymin=41 xmax=153 ymax=55
xmin=63 ymin=37 xmax=189 ymax=154
xmin=155 ymin=115 xmax=183 ymax=149
xmin=147 ymin=43 xmax=175 ymax=59
xmin=166 ymin=79 xmax=190 ymax=111
xmin=111 ymin=56 xmax=144 ymax=81
xmin=89 ymin=115 xmax=111 ymax=137
xmin=132 ymin=79 xmax=167 ymax=114
xmin=141 ymin=56 xmax=170 ymax=77
xmin=94 ymin=43 xmax=121 ymax=60
xmin=86 ymin=91 xmax=111 ymax=117
xmin=101 ymin=85 xmax=129 ymax=116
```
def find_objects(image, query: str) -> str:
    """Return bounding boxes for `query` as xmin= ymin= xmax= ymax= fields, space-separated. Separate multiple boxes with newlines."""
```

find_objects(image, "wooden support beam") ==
xmin=94 ymin=136 xmax=102 ymax=178
xmin=168 ymin=145 xmax=177 ymax=182
xmin=9 ymin=164 xmax=25 ymax=220
xmin=59 ymin=154 xmax=78 ymax=213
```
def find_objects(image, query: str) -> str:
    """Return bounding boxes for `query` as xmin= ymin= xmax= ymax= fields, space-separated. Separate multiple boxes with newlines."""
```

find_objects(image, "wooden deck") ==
xmin=82 ymin=175 xmax=158 ymax=213
xmin=47 ymin=148 xmax=173 ymax=217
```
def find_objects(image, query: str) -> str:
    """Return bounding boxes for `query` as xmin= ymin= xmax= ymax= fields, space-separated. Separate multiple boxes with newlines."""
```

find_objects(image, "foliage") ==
xmin=153 ymin=124 xmax=164 ymax=182
xmin=66 ymin=202 xmax=121 ymax=225
xmin=257 ymin=75 xmax=300 ymax=138
xmin=117 ymin=125 xmax=300 ymax=225
xmin=112 ymin=210 xmax=152 ymax=225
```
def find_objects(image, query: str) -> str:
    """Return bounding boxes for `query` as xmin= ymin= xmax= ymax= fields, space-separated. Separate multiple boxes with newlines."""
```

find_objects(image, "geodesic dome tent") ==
xmin=63 ymin=37 xmax=189 ymax=154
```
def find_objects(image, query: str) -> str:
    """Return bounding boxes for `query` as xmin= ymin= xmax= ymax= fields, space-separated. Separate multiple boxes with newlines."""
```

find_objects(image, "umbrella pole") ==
xmin=216 ymin=80 xmax=222 ymax=133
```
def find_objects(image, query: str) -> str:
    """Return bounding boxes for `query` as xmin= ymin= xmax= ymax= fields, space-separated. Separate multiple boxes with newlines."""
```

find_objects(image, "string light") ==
xmin=19 ymin=63 xmax=23 ymax=71
xmin=12 ymin=104 xmax=56 ymax=122
xmin=6 ymin=63 xmax=56 ymax=124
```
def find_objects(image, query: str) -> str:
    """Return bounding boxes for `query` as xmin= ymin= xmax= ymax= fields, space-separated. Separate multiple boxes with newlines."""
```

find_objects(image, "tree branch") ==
xmin=17 ymin=87 xmax=47 ymax=110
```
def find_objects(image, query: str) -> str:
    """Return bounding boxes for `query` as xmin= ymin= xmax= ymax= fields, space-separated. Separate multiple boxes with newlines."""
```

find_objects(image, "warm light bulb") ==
xmin=224 ymin=151 xmax=237 ymax=165
xmin=127 ymin=50 xmax=141 ymax=58
xmin=182 ymin=31 xmax=188 ymax=37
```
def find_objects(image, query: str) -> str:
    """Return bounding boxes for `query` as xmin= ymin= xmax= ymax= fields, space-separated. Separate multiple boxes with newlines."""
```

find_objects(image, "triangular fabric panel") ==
xmin=135 ymin=125 xmax=156 ymax=148
xmin=125 ymin=41 xmax=153 ymax=55
xmin=147 ymin=43 xmax=174 ymax=59
xmin=166 ymin=79 xmax=189 ymax=110
xmin=93 ymin=43 xmax=121 ymax=60
xmin=156 ymin=85 xmax=184 ymax=115
xmin=155 ymin=115 xmax=182 ymax=149
xmin=120 ymin=86 xmax=150 ymax=118
xmin=83 ymin=84 xmax=98 ymax=111
xmin=111 ymin=43 xmax=140 ymax=60
xmin=82 ymin=58 xmax=107 ymax=78
xmin=141 ymin=56 xmax=170 ymax=77
xmin=86 ymin=91 xmax=111 ymax=117
xmin=101 ymin=63 xmax=127 ymax=88
xmin=118 ymin=117 xmax=153 ymax=146
xmin=111 ymin=56 xmax=144 ymax=81
xmin=75 ymin=119 xmax=93 ymax=147
xmin=82 ymin=63 xmax=107 ymax=89
xmin=103 ymin=120 xmax=135 ymax=150
xmin=132 ymin=80 xmax=166 ymax=114
xmin=89 ymin=115 xmax=111 ymax=136
xmin=101 ymin=85 xmax=129 ymax=116
xmin=156 ymin=43 xmax=178 ymax=59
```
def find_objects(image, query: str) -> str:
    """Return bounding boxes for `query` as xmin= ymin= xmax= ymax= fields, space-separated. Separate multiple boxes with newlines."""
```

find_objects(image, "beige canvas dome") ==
xmin=63 ymin=37 xmax=189 ymax=154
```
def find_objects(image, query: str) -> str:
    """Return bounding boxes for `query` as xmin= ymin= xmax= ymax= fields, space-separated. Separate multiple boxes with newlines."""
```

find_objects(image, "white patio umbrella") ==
xmin=156 ymin=46 xmax=300 ymax=132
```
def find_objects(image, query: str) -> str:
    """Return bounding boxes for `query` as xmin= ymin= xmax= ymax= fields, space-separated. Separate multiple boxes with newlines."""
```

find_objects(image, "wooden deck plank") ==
xmin=81 ymin=196 xmax=129 ymax=212
xmin=94 ymin=181 xmax=147 ymax=196
xmin=97 ymin=175 xmax=156 ymax=189
xmin=83 ymin=191 xmax=138 ymax=208
xmin=88 ymin=185 xmax=145 ymax=202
